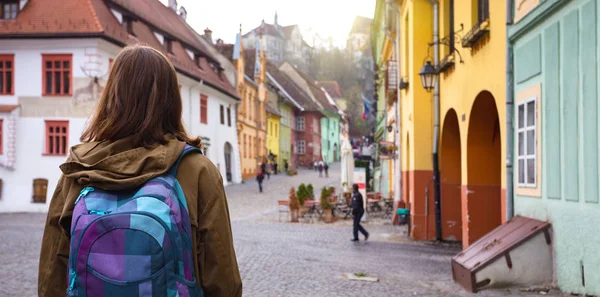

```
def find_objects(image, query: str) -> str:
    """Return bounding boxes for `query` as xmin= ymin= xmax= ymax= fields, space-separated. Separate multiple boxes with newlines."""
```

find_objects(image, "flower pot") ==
xmin=322 ymin=208 xmax=334 ymax=223
xmin=290 ymin=209 xmax=299 ymax=223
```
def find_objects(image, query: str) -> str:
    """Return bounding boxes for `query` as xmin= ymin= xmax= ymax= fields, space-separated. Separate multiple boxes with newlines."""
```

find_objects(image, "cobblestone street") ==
xmin=0 ymin=165 xmax=566 ymax=296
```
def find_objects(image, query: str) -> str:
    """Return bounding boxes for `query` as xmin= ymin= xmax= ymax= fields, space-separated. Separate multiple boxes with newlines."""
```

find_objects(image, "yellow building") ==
xmin=266 ymin=104 xmax=281 ymax=166
xmin=227 ymin=31 xmax=267 ymax=179
xmin=395 ymin=0 xmax=506 ymax=246
xmin=397 ymin=0 xmax=435 ymax=241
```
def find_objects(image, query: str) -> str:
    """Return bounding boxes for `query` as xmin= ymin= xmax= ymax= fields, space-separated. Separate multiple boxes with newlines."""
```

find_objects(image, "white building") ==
xmin=0 ymin=0 xmax=241 ymax=213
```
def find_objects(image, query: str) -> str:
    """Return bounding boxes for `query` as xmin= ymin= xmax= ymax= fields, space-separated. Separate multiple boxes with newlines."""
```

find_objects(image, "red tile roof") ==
xmin=0 ymin=0 xmax=238 ymax=100
xmin=317 ymin=81 xmax=343 ymax=98
xmin=266 ymin=62 xmax=320 ymax=112
xmin=243 ymin=22 xmax=283 ymax=39
xmin=215 ymin=43 xmax=234 ymax=61
xmin=266 ymin=103 xmax=281 ymax=116
xmin=291 ymin=66 xmax=339 ymax=115
xmin=244 ymin=49 xmax=257 ymax=79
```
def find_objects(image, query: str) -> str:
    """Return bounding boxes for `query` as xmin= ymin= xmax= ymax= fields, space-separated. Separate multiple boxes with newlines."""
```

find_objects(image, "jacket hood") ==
xmin=60 ymin=135 xmax=186 ymax=191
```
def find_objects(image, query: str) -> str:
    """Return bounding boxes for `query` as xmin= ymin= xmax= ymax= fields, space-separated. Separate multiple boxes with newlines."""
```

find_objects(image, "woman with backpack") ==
xmin=38 ymin=45 xmax=242 ymax=297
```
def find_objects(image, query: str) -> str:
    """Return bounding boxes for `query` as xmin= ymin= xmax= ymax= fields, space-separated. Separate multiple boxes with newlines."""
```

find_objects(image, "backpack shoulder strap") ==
xmin=168 ymin=144 xmax=203 ymax=176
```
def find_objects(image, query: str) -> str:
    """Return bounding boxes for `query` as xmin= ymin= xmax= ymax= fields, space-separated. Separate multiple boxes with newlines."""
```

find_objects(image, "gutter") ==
xmin=506 ymin=0 xmax=515 ymax=220
xmin=244 ymin=75 xmax=259 ymax=88
xmin=428 ymin=0 xmax=443 ymax=242
xmin=266 ymin=72 xmax=305 ymax=111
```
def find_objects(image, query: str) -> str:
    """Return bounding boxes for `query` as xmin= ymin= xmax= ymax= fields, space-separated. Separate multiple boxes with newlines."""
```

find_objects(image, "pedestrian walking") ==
xmin=284 ymin=160 xmax=289 ymax=173
xmin=351 ymin=184 xmax=369 ymax=242
xmin=256 ymin=171 xmax=265 ymax=192
xmin=261 ymin=161 xmax=267 ymax=176
xmin=38 ymin=45 xmax=242 ymax=297
xmin=318 ymin=162 xmax=323 ymax=177
xmin=324 ymin=163 xmax=329 ymax=178
xmin=273 ymin=162 xmax=278 ymax=175
xmin=314 ymin=160 xmax=318 ymax=171
xmin=266 ymin=162 xmax=272 ymax=180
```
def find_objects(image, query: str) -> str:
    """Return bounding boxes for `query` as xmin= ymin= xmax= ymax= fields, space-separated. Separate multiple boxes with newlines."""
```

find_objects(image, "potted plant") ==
xmin=297 ymin=184 xmax=309 ymax=216
xmin=320 ymin=187 xmax=335 ymax=223
xmin=289 ymin=187 xmax=300 ymax=223
xmin=306 ymin=184 xmax=315 ymax=200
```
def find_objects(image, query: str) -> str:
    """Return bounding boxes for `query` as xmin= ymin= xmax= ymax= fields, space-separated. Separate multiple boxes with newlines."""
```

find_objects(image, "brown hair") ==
xmin=81 ymin=44 xmax=201 ymax=148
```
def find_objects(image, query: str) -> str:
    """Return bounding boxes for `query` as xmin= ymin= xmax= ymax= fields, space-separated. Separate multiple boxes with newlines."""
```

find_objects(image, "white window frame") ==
xmin=517 ymin=96 xmax=537 ymax=188
xmin=296 ymin=117 xmax=305 ymax=131
xmin=296 ymin=140 xmax=305 ymax=154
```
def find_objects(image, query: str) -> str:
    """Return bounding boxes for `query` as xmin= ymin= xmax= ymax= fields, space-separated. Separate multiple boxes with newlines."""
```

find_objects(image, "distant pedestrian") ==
xmin=261 ymin=162 xmax=266 ymax=176
xmin=314 ymin=161 xmax=318 ymax=171
xmin=318 ymin=162 xmax=323 ymax=177
xmin=351 ymin=184 xmax=369 ymax=242
xmin=284 ymin=160 xmax=289 ymax=173
xmin=273 ymin=162 xmax=278 ymax=175
xmin=324 ymin=163 xmax=329 ymax=178
xmin=256 ymin=171 xmax=265 ymax=192
xmin=266 ymin=162 xmax=272 ymax=180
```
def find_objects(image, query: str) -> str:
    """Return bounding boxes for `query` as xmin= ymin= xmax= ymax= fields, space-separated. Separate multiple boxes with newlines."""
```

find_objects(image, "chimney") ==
xmin=168 ymin=0 xmax=177 ymax=12
xmin=178 ymin=6 xmax=187 ymax=21
xmin=204 ymin=28 xmax=213 ymax=44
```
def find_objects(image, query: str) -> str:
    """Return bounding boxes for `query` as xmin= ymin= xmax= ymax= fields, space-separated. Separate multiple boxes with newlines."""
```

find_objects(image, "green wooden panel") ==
xmin=581 ymin=1 xmax=599 ymax=203
xmin=562 ymin=10 xmax=579 ymax=202
xmin=516 ymin=35 xmax=542 ymax=83
xmin=544 ymin=22 xmax=562 ymax=200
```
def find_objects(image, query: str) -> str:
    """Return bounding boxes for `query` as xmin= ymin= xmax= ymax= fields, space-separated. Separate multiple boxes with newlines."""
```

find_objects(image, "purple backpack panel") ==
xmin=67 ymin=145 xmax=202 ymax=297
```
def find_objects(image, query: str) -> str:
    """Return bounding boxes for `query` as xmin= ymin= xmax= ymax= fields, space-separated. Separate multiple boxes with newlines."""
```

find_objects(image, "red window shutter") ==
xmin=42 ymin=54 xmax=73 ymax=96
xmin=0 ymin=54 xmax=15 ymax=95
xmin=200 ymin=94 xmax=208 ymax=124
xmin=44 ymin=120 xmax=69 ymax=156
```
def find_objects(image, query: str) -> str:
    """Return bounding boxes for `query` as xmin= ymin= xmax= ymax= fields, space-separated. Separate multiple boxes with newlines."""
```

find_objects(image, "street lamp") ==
xmin=419 ymin=61 xmax=438 ymax=92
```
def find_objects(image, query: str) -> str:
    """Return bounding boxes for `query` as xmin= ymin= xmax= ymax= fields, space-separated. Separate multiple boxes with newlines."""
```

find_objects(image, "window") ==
xmin=1 ymin=1 xmax=18 ymax=20
xmin=296 ymin=140 xmax=305 ymax=154
xmin=220 ymin=104 xmax=225 ymax=125
xmin=227 ymin=107 xmax=231 ymax=127
xmin=122 ymin=16 xmax=135 ymax=36
xmin=200 ymin=94 xmax=208 ymax=124
xmin=243 ymin=135 xmax=247 ymax=158
xmin=0 ymin=54 xmax=14 ymax=95
xmin=45 ymin=120 xmax=69 ymax=156
xmin=517 ymin=98 xmax=536 ymax=187
xmin=42 ymin=54 xmax=72 ymax=96
xmin=296 ymin=117 xmax=305 ymax=131
xmin=473 ymin=0 xmax=489 ymax=24
xmin=165 ymin=38 xmax=174 ymax=54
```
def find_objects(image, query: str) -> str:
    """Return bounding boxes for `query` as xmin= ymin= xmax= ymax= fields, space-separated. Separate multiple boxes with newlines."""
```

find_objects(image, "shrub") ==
xmin=320 ymin=186 xmax=333 ymax=210
xmin=306 ymin=184 xmax=315 ymax=200
xmin=297 ymin=183 xmax=308 ymax=206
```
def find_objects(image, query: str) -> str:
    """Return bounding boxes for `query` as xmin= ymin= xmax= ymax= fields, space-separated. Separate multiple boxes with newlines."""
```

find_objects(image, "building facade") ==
xmin=265 ymin=103 xmax=281 ymax=166
xmin=242 ymin=14 xmax=312 ymax=73
xmin=509 ymin=0 xmax=600 ymax=295
xmin=0 ymin=0 xmax=241 ymax=212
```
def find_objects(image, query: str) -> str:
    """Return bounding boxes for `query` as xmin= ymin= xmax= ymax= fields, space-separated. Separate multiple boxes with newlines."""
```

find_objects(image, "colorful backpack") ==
xmin=67 ymin=145 xmax=202 ymax=297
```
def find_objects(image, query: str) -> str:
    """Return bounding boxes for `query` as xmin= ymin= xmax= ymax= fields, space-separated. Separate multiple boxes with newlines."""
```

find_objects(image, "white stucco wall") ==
xmin=0 ymin=38 xmax=241 ymax=212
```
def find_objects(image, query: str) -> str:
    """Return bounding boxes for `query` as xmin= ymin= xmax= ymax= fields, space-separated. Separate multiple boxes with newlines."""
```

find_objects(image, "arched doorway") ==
xmin=224 ymin=142 xmax=233 ymax=182
xmin=440 ymin=109 xmax=462 ymax=241
xmin=466 ymin=91 xmax=502 ymax=245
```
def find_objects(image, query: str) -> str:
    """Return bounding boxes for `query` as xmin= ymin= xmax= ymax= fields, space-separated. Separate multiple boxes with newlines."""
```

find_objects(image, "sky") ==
xmin=159 ymin=0 xmax=375 ymax=48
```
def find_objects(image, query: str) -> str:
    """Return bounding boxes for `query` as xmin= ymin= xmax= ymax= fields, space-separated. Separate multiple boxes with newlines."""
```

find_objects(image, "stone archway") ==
xmin=224 ymin=142 xmax=233 ymax=182
xmin=440 ymin=109 xmax=462 ymax=242
xmin=465 ymin=91 xmax=502 ymax=246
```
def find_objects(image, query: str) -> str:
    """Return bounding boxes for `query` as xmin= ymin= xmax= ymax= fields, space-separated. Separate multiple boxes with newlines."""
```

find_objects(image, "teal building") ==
xmin=509 ymin=0 xmax=600 ymax=294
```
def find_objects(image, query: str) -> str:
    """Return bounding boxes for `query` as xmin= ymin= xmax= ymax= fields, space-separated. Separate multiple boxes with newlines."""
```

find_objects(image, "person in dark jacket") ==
xmin=324 ymin=163 xmax=329 ymax=178
xmin=351 ymin=184 xmax=369 ymax=242
xmin=284 ymin=160 xmax=289 ymax=173
xmin=256 ymin=171 xmax=265 ymax=193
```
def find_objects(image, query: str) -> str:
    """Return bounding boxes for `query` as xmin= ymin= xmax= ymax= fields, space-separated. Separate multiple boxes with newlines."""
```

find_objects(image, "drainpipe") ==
xmin=394 ymin=3 xmax=402 ymax=205
xmin=505 ymin=0 xmax=515 ymax=220
xmin=428 ymin=0 xmax=443 ymax=241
